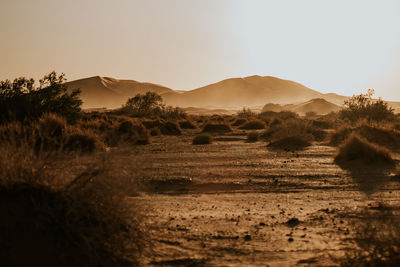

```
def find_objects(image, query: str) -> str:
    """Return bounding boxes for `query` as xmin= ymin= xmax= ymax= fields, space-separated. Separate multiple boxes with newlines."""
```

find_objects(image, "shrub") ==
xmin=239 ymin=119 xmax=266 ymax=130
xmin=247 ymin=131 xmax=259 ymax=142
xmin=202 ymin=122 xmax=232 ymax=133
xmin=237 ymin=107 xmax=256 ymax=118
xmin=64 ymin=129 xmax=100 ymax=153
xmin=334 ymin=133 xmax=395 ymax=166
xmin=267 ymin=136 xmax=311 ymax=150
xmin=261 ymin=119 xmax=317 ymax=142
xmin=193 ymin=134 xmax=212 ymax=145
xmin=150 ymin=127 xmax=161 ymax=136
xmin=160 ymin=121 xmax=181 ymax=135
xmin=0 ymin=71 xmax=82 ymax=124
xmin=232 ymin=118 xmax=247 ymax=126
xmin=179 ymin=119 xmax=197 ymax=129
xmin=0 ymin=144 xmax=144 ymax=267
xmin=339 ymin=89 xmax=394 ymax=122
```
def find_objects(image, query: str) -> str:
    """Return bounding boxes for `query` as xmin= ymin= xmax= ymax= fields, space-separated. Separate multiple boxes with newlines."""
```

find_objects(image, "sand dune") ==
xmin=261 ymin=98 xmax=341 ymax=115
xmin=66 ymin=76 xmax=174 ymax=108
xmin=66 ymin=75 xmax=349 ymax=109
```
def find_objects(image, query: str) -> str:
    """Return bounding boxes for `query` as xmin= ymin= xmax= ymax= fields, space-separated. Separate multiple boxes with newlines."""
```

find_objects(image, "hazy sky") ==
xmin=1 ymin=0 xmax=400 ymax=100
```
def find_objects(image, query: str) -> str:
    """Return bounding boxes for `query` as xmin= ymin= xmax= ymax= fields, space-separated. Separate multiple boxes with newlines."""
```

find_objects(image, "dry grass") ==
xmin=247 ymin=131 xmax=259 ymax=142
xmin=202 ymin=121 xmax=232 ymax=133
xmin=0 ymin=141 xmax=145 ymax=267
xmin=267 ymin=136 xmax=311 ymax=150
xmin=193 ymin=134 xmax=213 ymax=145
xmin=238 ymin=119 xmax=266 ymax=130
xmin=262 ymin=119 xmax=322 ymax=142
xmin=232 ymin=118 xmax=248 ymax=127
xmin=334 ymin=133 xmax=395 ymax=166
xmin=179 ymin=119 xmax=198 ymax=129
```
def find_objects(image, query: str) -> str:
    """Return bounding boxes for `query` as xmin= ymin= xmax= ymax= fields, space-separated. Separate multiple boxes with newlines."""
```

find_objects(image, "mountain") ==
xmin=66 ymin=75 xmax=348 ymax=109
xmin=262 ymin=98 xmax=341 ymax=115
xmin=65 ymin=76 xmax=174 ymax=108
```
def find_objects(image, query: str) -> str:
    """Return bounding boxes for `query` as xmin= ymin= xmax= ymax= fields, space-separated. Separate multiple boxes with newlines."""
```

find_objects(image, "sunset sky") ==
xmin=1 ymin=0 xmax=400 ymax=100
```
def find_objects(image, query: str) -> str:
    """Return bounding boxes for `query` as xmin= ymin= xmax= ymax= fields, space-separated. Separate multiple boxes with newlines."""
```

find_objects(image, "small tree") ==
xmin=0 ymin=71 xmax=82 ymax=124
xmin=339 ymin=89 xmax=394 ymax=122
xmin=124 ymin=91 xmax=163 ymax=117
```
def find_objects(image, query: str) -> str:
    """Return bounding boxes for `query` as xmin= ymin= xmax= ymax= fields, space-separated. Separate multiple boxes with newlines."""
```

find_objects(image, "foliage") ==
xmin=238 ymin=119 xmax=266 ymax=129
xmin=122 ymin=92 xmax=186 ymax=119
xmin=0 ymin=71 xmax=82 ymax=124
xmin=237 ymin=107 xmax=256 ymax=118
xmin=193 ymin=134 xmax=212 ymax=145
xmin=247 ymin=131 xmax=259 ymax=142
xmin=339 ymin=89 xmax=394 ymax=122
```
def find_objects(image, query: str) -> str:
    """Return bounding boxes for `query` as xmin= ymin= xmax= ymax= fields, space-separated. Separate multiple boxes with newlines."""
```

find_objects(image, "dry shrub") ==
xmin=267 ymin=136 xmax=311 ymax=150
xmin=334 ymin=133 xmax=394 ymax=166
xmin=202 ymin=121 xmax=232 ymax=133
xmin=64 ymin=129 xmax=100 ymax=153
xmin=247 ymin=131 xmax=259 ymax=142
xmin=329 ymin=123 xmax=400 ymax=150
xmin=232 ymin=118 xmax=247 ymax=126
xmin=178 ymin=119 xmax=197 ymax=129
xmin=262 ymin=119 xmax=323 ymax=142
xmin=337 ymin=208 xmax=400 ymax=266
xmin=142 ymin=119 xmax=181 ymax=135
xmin=0 ymin=143 xmax=144 ymax=267
xmin=150 ymin=127 xmax=161 ymax=136
xmin=239 ymin=119 xmax=266 ymax=130
xmin=192 ymin=134 xmax=213 ymax=145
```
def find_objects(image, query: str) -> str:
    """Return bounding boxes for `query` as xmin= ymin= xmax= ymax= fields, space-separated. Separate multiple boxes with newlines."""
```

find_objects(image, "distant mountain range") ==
xmin=66 ymin=75 xmax=399 ymax=114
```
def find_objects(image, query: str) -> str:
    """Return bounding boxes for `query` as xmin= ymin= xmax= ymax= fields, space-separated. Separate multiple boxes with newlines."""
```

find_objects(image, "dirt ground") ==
xmin=124 ymin=129 xmax=400 ymax=266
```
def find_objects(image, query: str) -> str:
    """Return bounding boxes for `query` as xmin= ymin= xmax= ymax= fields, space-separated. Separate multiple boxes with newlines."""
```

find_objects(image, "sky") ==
xmin=1 ymin=0 xmax=400 ymax=100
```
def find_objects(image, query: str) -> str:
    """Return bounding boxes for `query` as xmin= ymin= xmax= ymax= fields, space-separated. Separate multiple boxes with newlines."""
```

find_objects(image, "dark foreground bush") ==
xmin=267 ymin=136 xmax=311 ymax=151
xmin=0 ymin=145 xmax=144 ymax=267
xmin=179 ymin=120 xmax=197 ymax=129
xmin=202 ymin=122 xmax=232 ymax=133
xmin=238 ymin=119 xmax=266 ymax=130
xmin=192 ymin=134 xmax=212 ymax=145
xmin=142 ymin=119 xmax=181 ymax=135
xmin=334 ymin=133 xmax=395 ymax=166
xmin=232 ymin=118 xmax=247 ymax=126
xmin=247 ymin=131 xmax=259 ymax=142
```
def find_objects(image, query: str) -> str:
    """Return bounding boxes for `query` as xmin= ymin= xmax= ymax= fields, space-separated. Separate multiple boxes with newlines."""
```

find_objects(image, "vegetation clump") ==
xmin=267 ymin=136 xmax=311 ymax=151
xmin=334 ymin=133 xmax=394 ymax=166
xmin=193 ymin=134 xmax=213 ymax=145
xmin=339 ymin=89 xmax=394 ymax=122
xmin=179 ymin=119 xmax=197 ymax=129
xmin=0 ymin=71 xmax=82 ymax=124
xmin=232 ymin=118 xmax=247 ymax=126
xmin=247 ymin=131 xmax=259 ymax=142
xmin=202 ymin=122 xmax=232 ymax=133
xmin=239 ymin=119 xmax=266 ymax=130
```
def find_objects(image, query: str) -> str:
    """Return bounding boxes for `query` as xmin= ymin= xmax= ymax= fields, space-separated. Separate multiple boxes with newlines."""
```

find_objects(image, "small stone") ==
xmin=244 ymin=234 xmax=252 ymax=241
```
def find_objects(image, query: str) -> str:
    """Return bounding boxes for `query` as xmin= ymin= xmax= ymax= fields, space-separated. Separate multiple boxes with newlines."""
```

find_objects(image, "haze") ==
xmin=1 ymin=0 xmax=400 ymax=100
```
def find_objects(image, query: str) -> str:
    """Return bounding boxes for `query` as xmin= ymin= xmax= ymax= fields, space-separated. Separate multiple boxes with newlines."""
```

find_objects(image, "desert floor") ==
xmin=124 ymin=129 xmax=400 ymax=266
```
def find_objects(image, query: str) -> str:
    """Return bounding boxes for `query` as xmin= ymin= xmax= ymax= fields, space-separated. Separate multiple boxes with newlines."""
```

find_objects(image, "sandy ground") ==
xmin=123 ymin=129 xmax=400 ymax=266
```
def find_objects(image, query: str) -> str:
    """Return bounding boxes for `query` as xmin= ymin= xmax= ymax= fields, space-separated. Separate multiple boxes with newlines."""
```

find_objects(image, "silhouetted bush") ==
xmin=237 ymin=107 xmax=256 ymax=118
xmin=247 ymin=131 xmax=259 ymax=142
xmin=179 ymin=119 xmax=197 ymax=129
xmin=193 ymin=134 xmax=212 ymax=145
xmin=334 ymin=133 xmax=394 ymax=166
xmin=267 ymin=136 xmax=311 ymax=150
xmin=232 ymin=118 xmax=247 ymax=126
xmin=239 ymin=119 xmax=266 ymax=130
xmin=150 ymin=127 xmax=161 ymax=136
xmin=339 ymin=89 xmax=394 ymax=122
xmin=0 ymin=71 xmax=82 ymax=124
xmin=160 ymin=121 xmax=182 ymax=135
xmin=202 ymin=122 xmax=232 ymax=133
xmin=0 ymin=144 xmax=144 ymax=267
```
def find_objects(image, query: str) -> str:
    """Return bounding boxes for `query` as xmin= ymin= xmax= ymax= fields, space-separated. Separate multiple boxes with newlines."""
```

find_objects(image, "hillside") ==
xmin=66 ymin=76 xmax=174 ymax=108
xmin=261 ymin=98 xmax=341 ymax=115
xmin=66 ymin=75 xmax=348 ymax=109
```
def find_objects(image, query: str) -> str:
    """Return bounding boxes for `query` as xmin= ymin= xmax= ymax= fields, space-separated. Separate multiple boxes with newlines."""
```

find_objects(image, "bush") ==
xmin=267 ymin=136 xmax=311 ymax=150
xmin=150 ymin=127 xmax=161 ymax=136
xmin=160 ymin=121 xmax=181 ymax=135
xmin=339 ymin=89 xmax=394 ymax=123
xmin=0 ymin=71 xmax=82 ymax=124
xmin=237 ymin=107 xmax=256 ymax=118
xmin=247 ymin=131 xmax=259 ymax=142
xmin=334 ymin=133 xmax=395 ymax=166
xmin=0 ymin=144 xmax=144 ymax=267
xmin=64 ymin=130 xmax=100 ymax=153
xmin=262 ymin=119 xmax=318 ymax=142
xmin=232 ymin=118 xmax=247 ymax=126
xmin=193 ymin=134 xmax=212 ymax=145
xmin=202 ymin=122 xmax=232 ymax=133
xmin=179 ymin=119 xmax=197 ymax=129
xmin=239 ymin=119 xmax=266 ymax=130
